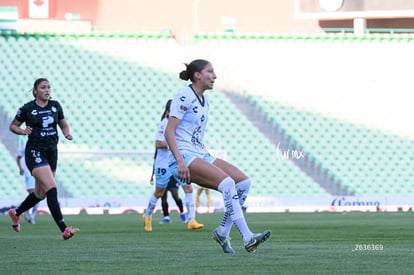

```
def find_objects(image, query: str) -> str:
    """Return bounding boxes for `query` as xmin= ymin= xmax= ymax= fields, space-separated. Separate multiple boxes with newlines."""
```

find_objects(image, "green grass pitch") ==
xmin=1 ymin=212 xmax=413 ymax=274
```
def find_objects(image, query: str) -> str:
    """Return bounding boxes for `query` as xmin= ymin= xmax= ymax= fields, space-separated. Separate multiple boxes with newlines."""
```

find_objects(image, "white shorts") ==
xmin=169 ymin=153 xmax=216 ymax=186
xmin=154 ymin=166 xmax=173 ymax=189
xmin=25 ymin=175 xmax=35 ymax=190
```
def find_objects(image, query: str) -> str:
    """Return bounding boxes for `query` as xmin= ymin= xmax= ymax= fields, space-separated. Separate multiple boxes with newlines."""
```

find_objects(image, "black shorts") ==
xmin=167 ymin=176 xmax=179 ymax=190
xmin=25 ymin=148 xmax=58 ymax=173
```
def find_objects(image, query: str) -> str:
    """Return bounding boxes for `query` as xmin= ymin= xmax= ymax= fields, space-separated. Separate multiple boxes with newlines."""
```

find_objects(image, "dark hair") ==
xmin=179 ymin=59 xmax=209 ymax=82
xmin=160 ymin=99 xmax=172 ymax=120
xmin=32 ymin=78 xmax=49 ymax=98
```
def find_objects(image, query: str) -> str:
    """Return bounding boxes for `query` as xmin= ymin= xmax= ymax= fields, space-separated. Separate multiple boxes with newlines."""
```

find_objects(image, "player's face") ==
xmin=34 ymin=81 xmax=51 ymax=101
xmin=199 ymin=63 xmax=216 ymax=90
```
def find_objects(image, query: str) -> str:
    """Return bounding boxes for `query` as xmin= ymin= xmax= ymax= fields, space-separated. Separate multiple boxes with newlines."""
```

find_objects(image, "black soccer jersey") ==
xmin=14 ymin=100 xmax=65 ymax=151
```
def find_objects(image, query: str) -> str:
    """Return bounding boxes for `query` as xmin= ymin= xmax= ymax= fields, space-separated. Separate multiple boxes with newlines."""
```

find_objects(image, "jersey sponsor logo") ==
xmin=201 ymin=114 xmax=205 ymax=122
xmin=42 ymin=116 xmax=54 ymax=128
xmin=193 ymin=106 xmax=198 ymax=113
xmin=51 ymin=106 xmax=57 ymax=112
xmin=31 ymin=110 xmax=38 ymax=115
xmin=180 ymin=96 xmax=186 ymax=102
xmin=191 ymin=125 xmax=203 ymax=148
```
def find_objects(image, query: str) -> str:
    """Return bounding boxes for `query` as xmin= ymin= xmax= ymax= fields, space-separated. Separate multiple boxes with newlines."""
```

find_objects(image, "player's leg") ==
xmin=143 ymin=168 xmax=170 ymax=231
xmin=39 ymin=150 xmax=78 ymax=240
xmin=160 ymin=189 xmax=171 ymax=224
xmin=9 ymin=153 xmax=43 ymax=232
xmin=167 ymin=176 xmax=186 ymax=222
xmin=205 ymin=188 xmax=211 ymax=210
xmin=9 ymin=187 xmax=42 ymax=232
xmin=169 ymin=186 xmax=183 ymax=211
xmin=195 ymin=185 xmax=203 ymax=209
xmin=189 ymin=157 xmax=270 ymax=252
xmin=181 ymin=184 xmax=204 ymax=230
xmin=33 ymin=165 xmax=77 ymax=239
xmin=212 ymin=158 xmax=251 ymax=237
xmin=26 ymin=176 xmax=38 ymax=224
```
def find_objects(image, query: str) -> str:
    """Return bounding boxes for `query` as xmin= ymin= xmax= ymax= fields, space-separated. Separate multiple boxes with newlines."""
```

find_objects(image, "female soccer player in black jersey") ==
xmin=9 ymin=78 xmax=79 ymax=240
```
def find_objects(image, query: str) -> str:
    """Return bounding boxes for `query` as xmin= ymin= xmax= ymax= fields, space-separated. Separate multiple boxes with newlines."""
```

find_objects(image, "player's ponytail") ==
xmin=160 ymin=99 xmax=172 ymax=121
xmin=179 ymin=59 xmax=209 ymax=82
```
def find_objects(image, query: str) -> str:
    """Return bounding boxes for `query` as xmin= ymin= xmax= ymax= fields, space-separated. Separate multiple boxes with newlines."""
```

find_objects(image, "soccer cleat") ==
xmin=62 ymin=227 xmax=79 ymax=240
xmin=24 ymin=211 xmax=31 ymax=223
xmin=211 ymin=228 xmax=235 ymax=254
xmin=8 ymin=208 xmax=21 ymax=232
xmin=143 ymin=214 xmax=152 ymax=231
xmin=160 ymin=217 xmax=171 ymax=224
xmin=180 ymin=213 xmax=187 ymax=223
xmin=29 ymin=214 xmax=36 ymax=225
xmin=187 ymin=219 xmax=204 ymax=230
xmin=244 ymin=230 xmax=271 ymax=253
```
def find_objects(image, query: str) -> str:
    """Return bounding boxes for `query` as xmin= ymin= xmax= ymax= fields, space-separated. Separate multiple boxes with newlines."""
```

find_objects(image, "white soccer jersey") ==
xmin=154 ymin=117 xmax=170 ymax=168
xmin=170 ymin=85 xmax=209 ymax=156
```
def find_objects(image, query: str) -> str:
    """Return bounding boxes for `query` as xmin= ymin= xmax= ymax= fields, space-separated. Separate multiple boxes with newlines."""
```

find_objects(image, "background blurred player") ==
xmin=195 ymin=185 xmax=211 ymax=213
xmin=143 ymin=99 xmax=203 ymax=231
xmin=16 ymin=144 xmax=39 ymax=224
xmin=157 ymin=176 xmax=187 ymax=224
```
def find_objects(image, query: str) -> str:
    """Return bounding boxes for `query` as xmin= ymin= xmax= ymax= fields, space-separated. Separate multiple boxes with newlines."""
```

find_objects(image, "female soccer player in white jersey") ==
xmin=165 ymin=59 xmax=271 ymax=253
xmin=143 ymin=99 xmax=204 ymax=231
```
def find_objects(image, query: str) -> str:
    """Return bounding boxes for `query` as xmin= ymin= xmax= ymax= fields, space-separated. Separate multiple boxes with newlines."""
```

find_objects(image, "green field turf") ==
xmin=1 ymin=212 xmax=413 ymax=274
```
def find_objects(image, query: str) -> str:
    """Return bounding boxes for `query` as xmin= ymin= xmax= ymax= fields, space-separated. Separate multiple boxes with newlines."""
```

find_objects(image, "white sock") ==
xmin=145 ymin=195 xmax=158 ymax=218
xmin=219 ymin=178 xmax=251 ymax=237
xmin=32 ymin=202 xmax=39 ymax=217
xmin=217 ymin=177 xmax=253 ymax=242
xmin=185 ymin=192 xmax=196 ymax=221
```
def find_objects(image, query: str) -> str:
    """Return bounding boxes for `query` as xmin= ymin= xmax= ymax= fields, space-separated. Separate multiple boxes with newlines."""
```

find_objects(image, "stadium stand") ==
xmin=194 ymin=31 xmax=414 ymax=197
xmin=1 ymin=31 xmax=413 ymax=206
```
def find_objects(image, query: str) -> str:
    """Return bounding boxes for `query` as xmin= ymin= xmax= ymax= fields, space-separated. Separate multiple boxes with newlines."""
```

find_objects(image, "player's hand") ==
xmin=22 ymin=126 xmax=32 ymax=135
xmin=64 ymin=134 xmax=73 ymax=140
xmin=150 ymin=178 xmax=154 ymax=185
xmin=177 ymin=161 xmax=190 ymax=184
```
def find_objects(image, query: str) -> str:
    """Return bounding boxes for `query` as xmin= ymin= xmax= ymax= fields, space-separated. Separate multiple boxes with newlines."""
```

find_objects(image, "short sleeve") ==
xmin=170 ymin=90 xmax=191 ymax=121
xmin=155 ymin=119 xmax=167 ymax=142
xmin=55 ymin=101 xmax=65 ymax=120
xmin=14 ymin=105 xmax=26 ymax=122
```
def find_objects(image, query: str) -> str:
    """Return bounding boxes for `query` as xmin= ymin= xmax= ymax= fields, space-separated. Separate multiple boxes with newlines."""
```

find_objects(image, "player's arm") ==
xmin=155 ymin=140 xmax=168 ymax=149
xmin=58 ymin=118 xmax=73 ymax=140
xmin=165 ymin=116 xmax=190 ymax=182
xmin=16 ymin=155 xmax=24 ymax=175
xmin=10 ymin=119 xmax=32 ymax=135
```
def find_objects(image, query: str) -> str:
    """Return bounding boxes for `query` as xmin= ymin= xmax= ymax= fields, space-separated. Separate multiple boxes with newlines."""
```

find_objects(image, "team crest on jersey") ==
xmin=180 ymin=105 xmax=188 ymax=112
xmin=51 ymin=106 xmax=57 ymax=112
xmin=31 ymin=110 xmax=38 ymax=115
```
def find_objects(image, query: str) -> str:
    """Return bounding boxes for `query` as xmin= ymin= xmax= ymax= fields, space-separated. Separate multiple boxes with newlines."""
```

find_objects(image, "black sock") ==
xmin=175 ymin=199 xmax=184 ymax=213
xmin=46 ymin=188 xmax=67 ymax=232
xmin=16 ymin=193 xmax=42 ymax=216
xmin=161 ymin=198 xmax=169 ymax=217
